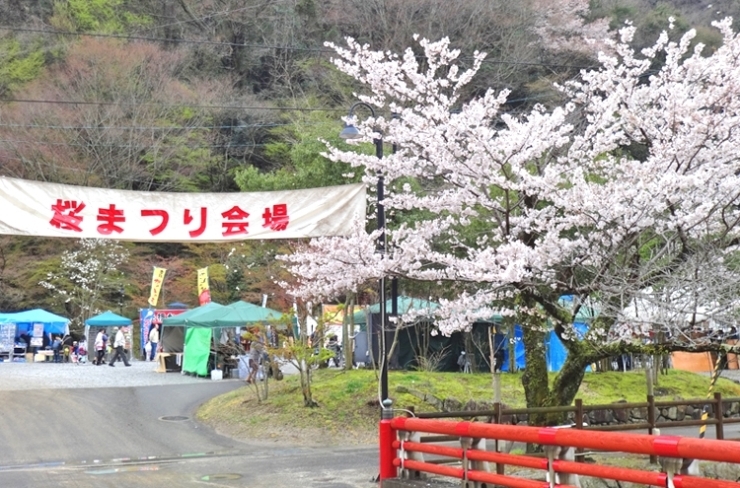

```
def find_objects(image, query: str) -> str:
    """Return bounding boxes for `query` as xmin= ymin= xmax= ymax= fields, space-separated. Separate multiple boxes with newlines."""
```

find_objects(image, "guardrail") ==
xmin=380 ymin=414 xmax=740 ymax=487
xmin=409 ymin=394 xmax=740 ymax=434
xmin=408 ymin=393 xmax=740 ymax=463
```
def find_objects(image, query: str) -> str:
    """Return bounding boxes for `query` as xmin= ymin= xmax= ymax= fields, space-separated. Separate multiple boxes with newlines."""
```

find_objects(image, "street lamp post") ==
xmin=339 ymin=102 xmax=389 ymax=413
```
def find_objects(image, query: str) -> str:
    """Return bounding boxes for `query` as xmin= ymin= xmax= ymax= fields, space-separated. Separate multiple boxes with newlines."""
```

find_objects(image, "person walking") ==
xmin=94 ymin=329 xmax=107 ymax=366
xmin=148 ymin=324 xmax=159 ymax=362
xmin=109 ymin=327 xmax=131 ymax=367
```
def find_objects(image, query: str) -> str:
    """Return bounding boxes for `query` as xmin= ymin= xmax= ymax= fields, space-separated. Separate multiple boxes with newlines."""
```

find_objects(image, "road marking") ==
xmin=201 ymin=473 xmax=242 ymax=481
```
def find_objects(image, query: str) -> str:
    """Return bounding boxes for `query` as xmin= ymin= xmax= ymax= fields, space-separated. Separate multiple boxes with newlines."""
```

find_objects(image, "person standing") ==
xmin=94 ymin=329 xmax=107 ymax=366
xmin=51 ymin=335 xmax=62 ymax=363
xmin=148 ymin=324 xmax=159 ymax=362
xmin=109 ymin=327 xmax=131 ymax=367
xmin=246 ymin=332 xmax=264 ymax=384
xmin=457 ymin=351 xmax=471 ymax=373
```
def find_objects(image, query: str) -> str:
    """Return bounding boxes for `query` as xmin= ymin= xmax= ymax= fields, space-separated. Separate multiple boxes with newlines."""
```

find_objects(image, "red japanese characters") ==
xmin=47 ymin=200 xmax=290 ymax=238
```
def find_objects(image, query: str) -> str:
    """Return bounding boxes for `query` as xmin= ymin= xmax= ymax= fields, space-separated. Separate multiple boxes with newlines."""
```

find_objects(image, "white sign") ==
xmin=0 ymin=177 xmax=366 ymax=242
xmin=32 ymin=323 xmax=44 ymax=338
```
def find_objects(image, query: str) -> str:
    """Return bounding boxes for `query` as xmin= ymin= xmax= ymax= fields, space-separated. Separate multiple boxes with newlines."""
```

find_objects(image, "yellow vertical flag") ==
xmin=147 ymin=267 xmax=167 ymax=307
xmin=197 ymin=267 xmax=211 ymax=305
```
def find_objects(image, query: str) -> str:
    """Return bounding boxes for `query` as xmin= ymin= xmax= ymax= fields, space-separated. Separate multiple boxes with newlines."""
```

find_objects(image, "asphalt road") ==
xmin=0 ymin=381 xmax=378 ymax=488
xmin=625 ymin=421 xmax=740 ymax=440
xmin=2 ymin=362 xmax=735 ymax=488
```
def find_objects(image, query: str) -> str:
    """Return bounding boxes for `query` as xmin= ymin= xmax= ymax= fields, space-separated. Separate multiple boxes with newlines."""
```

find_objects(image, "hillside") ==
xmin=1 ymin=0 xmax=738 ymax=322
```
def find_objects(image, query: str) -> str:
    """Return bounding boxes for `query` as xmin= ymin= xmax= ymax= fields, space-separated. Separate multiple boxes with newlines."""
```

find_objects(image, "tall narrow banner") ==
xmin=148 ymin=267 xmax=167 ymax=307
xmin=0 ymin=176 xmax=366 ymax=242
xmin=140 ymin=308 xmax=154 ymax=351
xmin=139 ymin=308 xmax=186 ymax=354
xmin=197 ymin=267 xmax=211 ymax=306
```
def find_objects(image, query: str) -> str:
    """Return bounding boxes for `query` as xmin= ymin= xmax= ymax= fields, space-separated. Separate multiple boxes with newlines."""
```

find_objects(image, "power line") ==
xmin=0 ymin=122 xmax=288 ymax=131
xmin=0 ymin=157 xmax=229 ymax=188
xmin=149 ymin=3 xmax=277 ymax=31
xmin=0 ymin=138 xmax=270 ymax=149
xmin=0 ymin=25 xmax=331 ymax=52
xmin=0 ymin=98 xmax=344 ymax=112
xmin=0 ymin=25 xmax=599 ymax=70
xmin=0 ymin=92 xmax=564 ymax=112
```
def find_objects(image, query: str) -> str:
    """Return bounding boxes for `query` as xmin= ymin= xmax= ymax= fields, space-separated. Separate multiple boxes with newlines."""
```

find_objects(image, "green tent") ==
xmin=181 ymin=327 xmax=211 ymax=376
xmin=164 ymin=301 xmax=281 ymax=377
xmin=161 ymin=302 xmax=226 ymax=377
xmin=161 ymin=302 xmax=225 ymax=326
xmin=352 ymin=296 xmax=440 ymax=326
xmin=186 ymin=300 xmax=282 ymax=328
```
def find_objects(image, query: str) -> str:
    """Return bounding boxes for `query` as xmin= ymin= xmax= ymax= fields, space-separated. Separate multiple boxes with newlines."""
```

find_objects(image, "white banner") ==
xmin=0 ymin=177 xmax=366 ymax=242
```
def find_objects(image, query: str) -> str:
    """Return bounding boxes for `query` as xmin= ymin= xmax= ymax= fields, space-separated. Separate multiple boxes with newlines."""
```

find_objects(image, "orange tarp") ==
xmin=670 ymin=351 xmax=715 ymax=373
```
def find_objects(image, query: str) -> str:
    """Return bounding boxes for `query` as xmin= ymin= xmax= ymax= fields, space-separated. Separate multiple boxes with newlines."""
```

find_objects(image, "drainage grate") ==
xmin=159 ymin=415 xmax=189 ymax=422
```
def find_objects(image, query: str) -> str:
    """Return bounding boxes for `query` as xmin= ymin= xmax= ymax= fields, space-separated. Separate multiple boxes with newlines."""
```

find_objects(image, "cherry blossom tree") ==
xmin=279 ymin=17 xmax=740 ymax=416
xmin=40 ymin=238 xmax=129 ymax=333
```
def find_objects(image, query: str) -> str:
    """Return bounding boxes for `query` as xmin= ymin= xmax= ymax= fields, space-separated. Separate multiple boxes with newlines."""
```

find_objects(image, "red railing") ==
xmin=379 ymin=416 xmax=740 ymax=487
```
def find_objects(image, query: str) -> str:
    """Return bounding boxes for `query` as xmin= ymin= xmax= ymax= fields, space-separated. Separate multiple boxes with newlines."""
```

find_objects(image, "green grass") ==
xmin=196 ymin=369 xmax=740 ymax=445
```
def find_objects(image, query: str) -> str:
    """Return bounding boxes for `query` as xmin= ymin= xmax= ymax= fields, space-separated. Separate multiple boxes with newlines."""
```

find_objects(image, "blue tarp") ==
xmin=497 ymin=326 xmax=525 ymax=372
xmin=498 ymin=323 xmax=590 ymax=372
xmin=85 ymin=311 xmax=132 ymax=327
xmin=545 ymin=322 xmax=589 ymax=372
xmin=2 ymin=309 xmax=70 ymax=335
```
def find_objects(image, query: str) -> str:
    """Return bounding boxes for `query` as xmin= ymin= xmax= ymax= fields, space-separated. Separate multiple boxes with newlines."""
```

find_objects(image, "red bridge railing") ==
xmin=379 ymin=414 xmax=740 ymax=488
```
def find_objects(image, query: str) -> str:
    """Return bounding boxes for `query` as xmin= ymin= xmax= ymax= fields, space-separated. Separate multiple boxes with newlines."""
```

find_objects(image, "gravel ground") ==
xmin=0 ymin=357 xmax=243 ymax=391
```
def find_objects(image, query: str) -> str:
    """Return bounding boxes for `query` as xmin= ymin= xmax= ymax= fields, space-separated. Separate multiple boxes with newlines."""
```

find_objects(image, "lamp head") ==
xmin=339 ymin=123 xmax=362 ymax=140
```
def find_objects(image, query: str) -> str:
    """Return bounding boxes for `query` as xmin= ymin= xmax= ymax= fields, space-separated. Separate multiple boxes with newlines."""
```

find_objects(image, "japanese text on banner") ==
xmin=0 ymin=177 xmax=366 ymax=242
xmin=197 ymin=267 xmax=211 ymax=306
xmin=148 ymin=267 xmax=167 ymax=307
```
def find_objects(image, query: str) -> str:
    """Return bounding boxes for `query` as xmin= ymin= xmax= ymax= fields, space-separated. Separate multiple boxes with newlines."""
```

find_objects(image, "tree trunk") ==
xmin=508 ymin=322 xmax=516 ymax=372
xmin=520 ymin=322 xmax=550 ymax=453
xmin=297 ymin=309 xmax=318 ymax=408
xmin=343 ymin=295 xmax=355 ymax=371
xmin=520 ymin=315 xmax=589 ymax=428
xmin=521 ymin=325 xmax=549 ymax=410
xmin=300 ymin=361 xmax=318 ymax=408
xmin=549 ymin=350 xmax=588 ymax=410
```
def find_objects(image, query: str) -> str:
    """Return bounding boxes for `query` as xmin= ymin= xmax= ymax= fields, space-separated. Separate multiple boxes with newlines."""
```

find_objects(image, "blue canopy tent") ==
xmin=85 ymin=311 xmax=132 ymax=327
xmin=84 ymin=311 xmax=132 ymax=363
xmin=6 ymin=309 xmax=70 ymax=336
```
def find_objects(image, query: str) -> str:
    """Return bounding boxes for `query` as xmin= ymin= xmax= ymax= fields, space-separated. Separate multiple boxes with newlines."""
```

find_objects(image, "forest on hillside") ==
xmin=0 ymin=0 xmax=736 ymax=330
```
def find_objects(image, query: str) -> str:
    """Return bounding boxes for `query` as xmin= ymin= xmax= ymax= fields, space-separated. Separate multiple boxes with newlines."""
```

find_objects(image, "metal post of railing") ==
xmin=715 ymin=392 xmax=724 ymax=440
xmin=575 ymin=399 xmax=584 ymax=462
xmin=647 ymin=394 xmax=657 ymax=464
xmin=493 ymin=402 xmax=505 ymax=476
